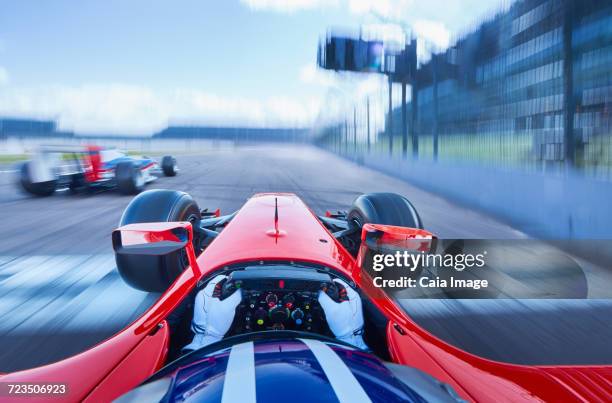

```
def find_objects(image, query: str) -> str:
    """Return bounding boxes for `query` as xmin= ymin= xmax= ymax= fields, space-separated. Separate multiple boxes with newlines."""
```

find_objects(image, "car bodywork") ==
xmin=85 ymin=146 xmax=160 ymax=185
xmin=1 ymin=193 xmax=610 ymax=402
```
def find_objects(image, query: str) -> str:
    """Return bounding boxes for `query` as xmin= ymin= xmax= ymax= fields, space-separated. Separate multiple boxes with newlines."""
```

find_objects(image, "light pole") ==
xmin=388 ymin=76 xmax=394 ymax=156
xmin=366 ymin=97 xmax=371 ymax=152
xmin=370 ymin=13 xmax=443 ymax=161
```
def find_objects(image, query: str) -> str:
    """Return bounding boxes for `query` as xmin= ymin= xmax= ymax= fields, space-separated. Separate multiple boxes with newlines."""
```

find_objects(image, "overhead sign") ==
xmin=386 ymin=40 xmax=417 ymax=83
xmin=318 ymin=36 xmax=384 ymax=73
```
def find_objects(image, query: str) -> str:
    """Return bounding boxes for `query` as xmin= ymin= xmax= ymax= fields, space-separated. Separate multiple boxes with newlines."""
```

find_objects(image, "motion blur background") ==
xmin=2 ymin=0 xmax=611 ymax=238
xmin=1 ymin=0 xmax=612 ymax=372
xmin=315 ymin=0 xmax=612 ymax=239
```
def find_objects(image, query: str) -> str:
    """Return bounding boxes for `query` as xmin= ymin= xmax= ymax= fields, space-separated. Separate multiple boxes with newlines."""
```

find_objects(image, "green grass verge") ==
xmin=0 ymin=154 xmax=28 ymax=164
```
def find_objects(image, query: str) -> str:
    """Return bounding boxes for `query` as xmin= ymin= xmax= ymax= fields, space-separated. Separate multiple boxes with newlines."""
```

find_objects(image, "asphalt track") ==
xmin=0 ymin=144 xmax=611 ymax=372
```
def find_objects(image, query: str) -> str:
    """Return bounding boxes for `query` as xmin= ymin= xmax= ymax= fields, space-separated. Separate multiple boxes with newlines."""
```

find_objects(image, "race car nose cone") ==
xmin=252 ymin=194 xmax=295 ymax=206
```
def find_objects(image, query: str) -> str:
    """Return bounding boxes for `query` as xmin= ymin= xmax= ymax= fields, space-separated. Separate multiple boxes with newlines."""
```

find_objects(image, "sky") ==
xmin=0 ymin=0 xmax=506 ymax=135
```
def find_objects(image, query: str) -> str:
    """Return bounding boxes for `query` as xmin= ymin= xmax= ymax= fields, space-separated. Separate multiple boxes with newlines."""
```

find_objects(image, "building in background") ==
xmin=0 ymin=118 xmax=71 ymax=139
xmin=153 ymin=126 xmax=309 ymax=143
xmin=0 ymin=118 xmax=307 ymax=143
xmin=321 ymin=0 xmax=612 ymax=178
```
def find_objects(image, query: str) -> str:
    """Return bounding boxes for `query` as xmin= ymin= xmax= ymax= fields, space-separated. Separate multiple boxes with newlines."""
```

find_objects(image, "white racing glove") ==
xmin=183 ymin=275 xmax=242 ymax=352
xmin=318 ymin=278 xmax=368 ymax=350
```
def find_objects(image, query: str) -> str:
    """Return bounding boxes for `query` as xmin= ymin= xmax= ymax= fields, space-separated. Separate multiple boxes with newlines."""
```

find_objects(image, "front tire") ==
xmin=161 ymin=156 xmax=177 ymax=177
xmin=116 ymin=161 xmax=145 ymax=195
xmin=348 ymin=193 xmax=424 ymax=285
xmin=346 ymin=192 xmax=423 ymax=256
xmin=348 ymin=192 xmax=423 ymax=231
xmin=117 ymin=189 xmax=202 ymax=292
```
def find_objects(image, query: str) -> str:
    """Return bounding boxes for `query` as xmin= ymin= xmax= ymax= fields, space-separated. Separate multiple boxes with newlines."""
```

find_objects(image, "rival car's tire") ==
xmin=161 ymin=156 xmax=177 ymax=177
xmin=68 ymin=172 xmax=90 ymax=194
xmin=117 ymin=189 xmax=201 ymax=292
xmin=19 ymin=162 xmax=57 ymax=197
xmin=116 ymin=161 xmax=145 ymax=195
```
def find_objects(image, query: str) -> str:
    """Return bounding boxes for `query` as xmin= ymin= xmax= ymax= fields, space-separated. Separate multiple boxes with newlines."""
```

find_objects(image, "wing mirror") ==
xmin=112 ymin=222 xmax=200 ymax=292
xmin=356 ymin=223 xmax=437 ymax=283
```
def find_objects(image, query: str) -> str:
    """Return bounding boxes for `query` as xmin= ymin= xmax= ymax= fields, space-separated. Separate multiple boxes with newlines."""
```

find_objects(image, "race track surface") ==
xmin=0 ymin=144 xmax=610 ymax=371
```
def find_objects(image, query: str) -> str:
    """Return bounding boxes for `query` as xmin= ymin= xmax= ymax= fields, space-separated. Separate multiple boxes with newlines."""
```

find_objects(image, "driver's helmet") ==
xmin=116 ymin=334 xmax=464 ymax=403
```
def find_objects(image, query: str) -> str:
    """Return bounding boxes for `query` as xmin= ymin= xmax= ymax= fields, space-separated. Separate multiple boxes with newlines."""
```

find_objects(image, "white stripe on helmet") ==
xmin=221 ymin=341 xmax=256 ymax=403
xmin=300 ymin=338 xmax=372 ymax=403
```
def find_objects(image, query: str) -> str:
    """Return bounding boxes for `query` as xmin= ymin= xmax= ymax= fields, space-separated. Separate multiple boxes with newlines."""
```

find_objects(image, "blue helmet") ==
xmin=117 ymin=333 xmax=463 ymax=403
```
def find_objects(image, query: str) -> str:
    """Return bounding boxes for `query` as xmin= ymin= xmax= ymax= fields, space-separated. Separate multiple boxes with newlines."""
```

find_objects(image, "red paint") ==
xmin=83 ymin=321 xmax=170 ymax=402
xmin=140 ymin=161 xmax=157 ymax=171
xmin=2 ymin=193 xmax=610 ymax=402
xmin=84 ymin=145 xmax=102 ymax=183
xmin=194 ymin=194 xmax=356 ymax=280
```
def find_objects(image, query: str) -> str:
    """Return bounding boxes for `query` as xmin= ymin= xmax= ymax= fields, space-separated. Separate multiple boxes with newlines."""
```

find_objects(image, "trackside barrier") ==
xmin=329 ymin=148 xmax=612 ymax=240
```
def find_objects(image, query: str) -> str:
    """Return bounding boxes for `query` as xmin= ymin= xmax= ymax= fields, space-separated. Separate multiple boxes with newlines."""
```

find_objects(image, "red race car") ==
xmin=1 ymin=191 xmax=610 ymax=402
